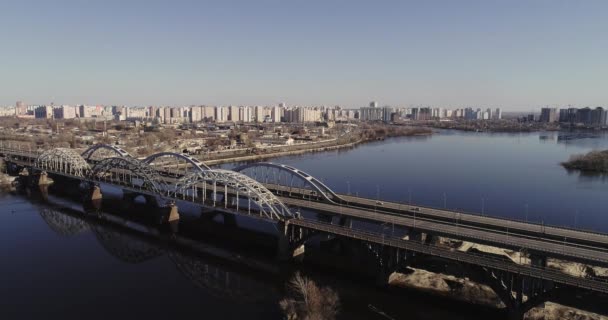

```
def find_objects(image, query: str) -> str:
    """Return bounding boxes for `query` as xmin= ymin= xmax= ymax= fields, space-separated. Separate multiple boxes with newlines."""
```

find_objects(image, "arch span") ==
xmin=89 ymin=157 xmax=168 ymax=196
xmin=34 ymin=148 xmax=90 ymax=177
xmin=81 ymin=144 xmax=131 ymax=161
xmin=234 ymin=162 xmax=344 ymax=203
xmin=144 ymin=152 xmax=210 ymax=175
xmin=172 ymin=169 xmax=293 ymax=220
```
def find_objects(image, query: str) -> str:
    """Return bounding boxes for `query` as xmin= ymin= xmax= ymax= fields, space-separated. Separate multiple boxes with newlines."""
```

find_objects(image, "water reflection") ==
xmin=36 ymin=205 xmax=280 ymax=303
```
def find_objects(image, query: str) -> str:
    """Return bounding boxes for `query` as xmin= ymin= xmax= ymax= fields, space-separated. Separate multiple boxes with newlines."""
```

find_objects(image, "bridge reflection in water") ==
xmin=37 ymin=206 xmax=279 ymax=304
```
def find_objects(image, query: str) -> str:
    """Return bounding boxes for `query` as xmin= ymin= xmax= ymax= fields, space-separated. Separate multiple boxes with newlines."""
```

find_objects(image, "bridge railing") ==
xmin=334 ymin=192 xmax=608 ymax=238
xmin=291 ymin=219 xmax=608 ymax=292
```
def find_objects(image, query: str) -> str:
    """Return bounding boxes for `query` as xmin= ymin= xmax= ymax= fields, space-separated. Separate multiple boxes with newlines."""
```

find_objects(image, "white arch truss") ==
xmin=89 ymin=157 xmax=168 ymax=195
xmin=34 ymin=148 xmax=91 ymax=177
xmin=144 ymin=152 xmax=211 ymax=175
xmin=234 ymin=162 xmax=344 ymax=203
xmin=172 ymin=169 xmax=293 ymax=220
xmin=81 ymin=143 xmax=131 ymax=161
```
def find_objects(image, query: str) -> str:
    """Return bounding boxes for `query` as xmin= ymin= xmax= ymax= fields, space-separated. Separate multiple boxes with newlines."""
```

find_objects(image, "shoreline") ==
xmin=204 ymin=132 xmax=432 ymax=166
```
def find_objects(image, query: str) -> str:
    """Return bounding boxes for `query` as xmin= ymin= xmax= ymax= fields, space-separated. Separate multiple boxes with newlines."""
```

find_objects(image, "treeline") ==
xmin=359 ymin=124 xmax=432 ymax=140
xmin=562 ymin=150 xmax=608 ymax=173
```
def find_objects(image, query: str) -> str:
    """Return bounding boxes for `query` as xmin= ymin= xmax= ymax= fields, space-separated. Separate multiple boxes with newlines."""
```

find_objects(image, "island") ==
xmin=562 ymin=150 xmax=608 ymax=173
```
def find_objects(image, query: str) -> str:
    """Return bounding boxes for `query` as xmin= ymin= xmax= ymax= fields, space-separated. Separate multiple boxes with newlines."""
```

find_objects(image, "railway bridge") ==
xmin=2 ymin=144 xmax=608 ymax=318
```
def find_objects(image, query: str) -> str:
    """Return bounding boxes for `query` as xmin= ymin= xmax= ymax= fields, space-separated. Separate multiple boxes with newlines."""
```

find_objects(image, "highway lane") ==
xmin=289 ymin=219 xmax=608 ymax=294
xmin=281 ymin=197 xmax=608 ymax=267
xmin=264 ymin=184 xmax=608 ymax=250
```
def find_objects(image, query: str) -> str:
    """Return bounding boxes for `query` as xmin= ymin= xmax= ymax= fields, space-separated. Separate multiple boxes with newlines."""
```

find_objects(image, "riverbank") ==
xmin=206 ymin=138 xmax=365 ymax=166
xmin=205 ymin=127 xmax=432 ymax=166
xmin=562 ymin=149 xmax=608 ymax=173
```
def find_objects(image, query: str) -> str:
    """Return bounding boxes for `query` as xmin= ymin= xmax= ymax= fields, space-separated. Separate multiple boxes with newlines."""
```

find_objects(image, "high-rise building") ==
xmin=382 ymin=106 xmax=394 ymax=123
xmin=539 ymin=108 xmax=558 ymax=123
xmin=590 ymin=107 xmax=607 ymax=126
xmin=34 ymin=106 xmax=54 ymax=119
xmin=494 ymin=108 xmax=502 ymax=120
xmin=228 ymin=105 xmax=239 ymax=122
xmin=163 ymin=107 xmax=172 ymax=124
xmin=189 ymin=106 xmax=203 ymax=123
xmin=215 ymin=106 xmax=227 ymax=123
xmin=15 ymin=101 xmax=27 ymax=116
xmin=53 ymin=105 xmax=77 ymax=119
xmin=254 ymin=106 xmax=264 ymax=123
xmin=271 ymin=106 xmax=281 ymax=123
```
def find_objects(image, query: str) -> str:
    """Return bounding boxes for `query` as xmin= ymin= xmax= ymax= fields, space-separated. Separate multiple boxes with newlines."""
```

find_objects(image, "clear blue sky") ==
xmin=1 ymin=1 xmax=607 ymax=110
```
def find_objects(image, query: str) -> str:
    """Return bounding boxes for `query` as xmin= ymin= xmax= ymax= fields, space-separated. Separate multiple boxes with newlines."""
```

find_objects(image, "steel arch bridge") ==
xmin=81 ymin=143 xmax=132 ymax=161
xmin=234 ymin=162 xmax=345 ymax=203
xmin=35 ymin=148 xmax=91 ymax=177
xmin=172 ymin=169 xmax=293 ymax=220
xmin=144 ymin=152 xmax=211 ymax=175
xmin=89 ymin=157 xmax=169 ymax=196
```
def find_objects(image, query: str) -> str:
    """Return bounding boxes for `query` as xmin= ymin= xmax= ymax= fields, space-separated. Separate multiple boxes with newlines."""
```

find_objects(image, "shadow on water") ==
xmin=4 ymin=186 xmax=509 ymax=320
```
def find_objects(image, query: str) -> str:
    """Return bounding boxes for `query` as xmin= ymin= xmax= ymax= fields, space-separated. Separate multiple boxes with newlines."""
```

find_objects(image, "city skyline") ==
xmin=1 ymin=1 xmax=607 ymax=109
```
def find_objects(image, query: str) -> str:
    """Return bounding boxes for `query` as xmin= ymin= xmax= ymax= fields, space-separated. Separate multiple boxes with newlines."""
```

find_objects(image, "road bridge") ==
xmin=2 ymin=145 xmax=608 ymax=318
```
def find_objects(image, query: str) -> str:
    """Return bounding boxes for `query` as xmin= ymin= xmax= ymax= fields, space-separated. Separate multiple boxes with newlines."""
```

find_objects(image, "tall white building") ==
xmin=271 ymin=106 xmax=281 ymax=122
xmin=254 ymin=106 xmax=264 ymax=123
xmin=382 ymin=106 xmax=394 ymax=123
xmin=494 ymin=108 xmax=502 ymax=120
xmin=215 ymin=106 xmax=227 ymax=123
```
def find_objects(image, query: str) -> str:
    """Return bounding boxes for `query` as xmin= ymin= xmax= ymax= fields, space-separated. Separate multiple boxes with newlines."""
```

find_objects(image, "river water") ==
xmin=1 ymin=129 xmax=607 ymax=319
xmin=224 ymin=130 xmax=608 ymax=232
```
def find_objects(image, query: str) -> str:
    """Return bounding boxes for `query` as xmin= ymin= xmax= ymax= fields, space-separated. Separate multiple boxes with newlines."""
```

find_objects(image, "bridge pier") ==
xmin=166 ymin=203 xmax=180 ymax=222
xmin=165 ymin=203 xmax=180 ymax=233
xmin=37 ymin=171 xmax=54 ymax=186
xmin=90 ymin=185 xmax=102 ymax=201
xmin=276 ymin=221 xmax=306 ymax=261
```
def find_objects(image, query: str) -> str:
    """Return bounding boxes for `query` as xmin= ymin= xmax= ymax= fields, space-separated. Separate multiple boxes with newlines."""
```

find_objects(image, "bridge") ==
xmin=2 ymin=144 xmax=608 ymax=318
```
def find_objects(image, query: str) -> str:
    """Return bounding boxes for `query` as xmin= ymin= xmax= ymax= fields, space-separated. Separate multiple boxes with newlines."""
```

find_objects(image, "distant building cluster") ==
xmin=4 ymin=101 xmax=358 ymax=124
xmin=519 ymin=107 xmax=608 ymax=127
xmin=360 ymin=101 xmax=502 ymax=123
xmin=7 ymin=99 xmax=606 ymax=128
xmin=554 ymin=107 xmax=606 ymax=126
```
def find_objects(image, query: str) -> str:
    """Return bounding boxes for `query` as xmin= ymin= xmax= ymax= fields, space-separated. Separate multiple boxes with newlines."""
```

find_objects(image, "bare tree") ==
xmin=279 ymin=272 xmax=340 ymax=320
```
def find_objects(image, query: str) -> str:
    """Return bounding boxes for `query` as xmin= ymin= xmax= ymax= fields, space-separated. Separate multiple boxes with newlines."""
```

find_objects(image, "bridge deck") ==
xmin=264 ymin=184 xmax=608 ymax=250
xmin=289 ymin=219 xmax=608 ymax=294
xmin=280 ymin=197 xmax=608 ymax=267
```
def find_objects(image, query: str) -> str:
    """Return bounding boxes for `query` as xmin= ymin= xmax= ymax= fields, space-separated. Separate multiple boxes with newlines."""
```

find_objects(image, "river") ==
xmin=1 ymin=129 xmax=607 ymax=319
xmin=224 ymin=130 xmax=608 ymax=233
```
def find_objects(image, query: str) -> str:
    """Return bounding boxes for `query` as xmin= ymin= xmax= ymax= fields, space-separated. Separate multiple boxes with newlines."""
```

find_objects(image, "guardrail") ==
xmin=285 ymin=199 xmax=608 ymax=265
xmin=290 ymin=219 xmax=608 ymax=293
